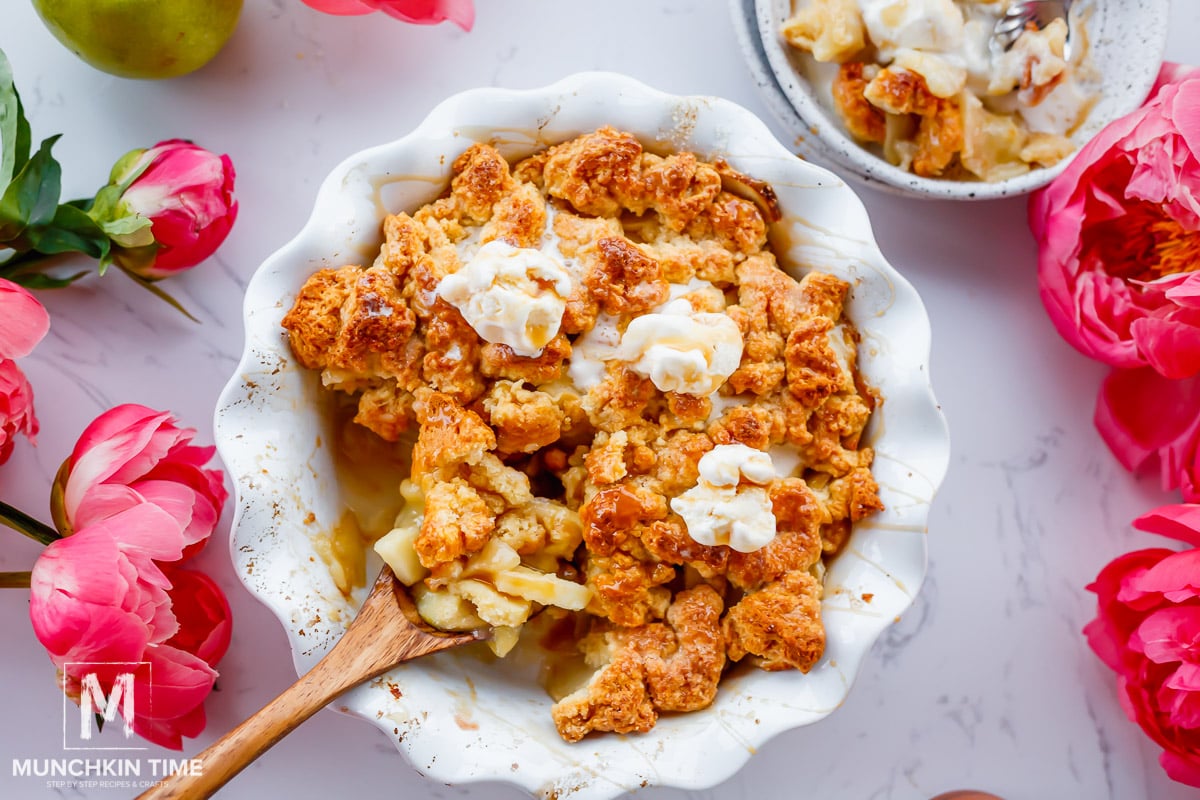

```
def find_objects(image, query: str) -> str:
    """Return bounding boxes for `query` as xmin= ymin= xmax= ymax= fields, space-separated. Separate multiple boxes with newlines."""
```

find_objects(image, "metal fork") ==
xmin=992 ymin=0 xmax=1075 ymax=60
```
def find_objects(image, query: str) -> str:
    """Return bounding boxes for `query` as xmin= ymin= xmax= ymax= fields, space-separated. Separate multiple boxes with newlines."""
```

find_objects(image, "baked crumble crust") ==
xmin=283 ymin=127 xmax=883 ymax=741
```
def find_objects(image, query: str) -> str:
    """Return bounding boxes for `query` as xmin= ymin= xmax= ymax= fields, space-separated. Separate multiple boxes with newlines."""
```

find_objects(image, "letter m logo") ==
xmin=64 ymin=662 xmax=150 ymax=750
xmin=80 ymin=672 xmax=135 ymax=739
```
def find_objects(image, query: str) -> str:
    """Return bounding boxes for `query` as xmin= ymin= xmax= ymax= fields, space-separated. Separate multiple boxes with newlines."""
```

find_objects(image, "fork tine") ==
xmin=995 ymin=14 xmax=1035 ymax=35
xmin=992 ymin=0 xmax=1073 ymax=55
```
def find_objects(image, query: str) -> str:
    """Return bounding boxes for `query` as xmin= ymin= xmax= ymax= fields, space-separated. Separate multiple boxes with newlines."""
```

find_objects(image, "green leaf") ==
xmin=85 ymin=149 xmax=151 ymax=229
xmin=27 ymin=204 xmax=110 ymax=259
xmin=117 ymin=265 xmax=200 ymax=322
xmin=12 ymin=95 xmax=30 ymax=183
xmin=0 ymin=48 xmax=31 ymax=188
xmin=108 ymin=147 xmax=152 ymax=192
xmin=106 ymin=239 xmax=157 ymax=277
xmin=99 ymin=213 xmax=153 ymax=248
xmin=4 ymin=270 xmax=89 ymax=289
xmin=0 ymin=245 xmax=46 ymax=273
xmin=85 ymin=152 xmax=154 ymax=227
xmin=0 ymin=134 xmax=62 ymax=241
xmin=87 ymin=183 xmax=123 ymax=223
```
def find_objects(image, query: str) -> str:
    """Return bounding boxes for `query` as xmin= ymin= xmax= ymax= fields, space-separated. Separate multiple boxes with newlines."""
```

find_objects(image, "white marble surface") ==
xmin=1 ymin=1 xmax=1198 ymax=798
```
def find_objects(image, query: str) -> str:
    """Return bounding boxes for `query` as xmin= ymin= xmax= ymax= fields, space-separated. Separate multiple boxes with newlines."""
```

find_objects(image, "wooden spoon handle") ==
xmin=135 ymin=567 xmax=483 ymax=799
xmin=136 ymin=654 xmax=356 ymax=800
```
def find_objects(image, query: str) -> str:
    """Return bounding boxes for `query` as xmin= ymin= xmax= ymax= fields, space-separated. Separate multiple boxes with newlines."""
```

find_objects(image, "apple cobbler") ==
xmin=281 ymin=128 xmax=884 ymax=741
xmin=784 ymin=0 xmax=1097 ymax=180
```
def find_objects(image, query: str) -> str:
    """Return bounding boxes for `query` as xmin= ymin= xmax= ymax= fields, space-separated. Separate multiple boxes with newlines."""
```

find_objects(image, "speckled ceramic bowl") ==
xmin=750 ymin=0 xmax=1170 ymax=199
xmin=214 ymin=72 xmax=950 ymax=798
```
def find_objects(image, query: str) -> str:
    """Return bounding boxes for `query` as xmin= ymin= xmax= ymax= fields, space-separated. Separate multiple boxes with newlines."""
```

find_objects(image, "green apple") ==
xmin=31 ymin=0 xmax=243 ymax=80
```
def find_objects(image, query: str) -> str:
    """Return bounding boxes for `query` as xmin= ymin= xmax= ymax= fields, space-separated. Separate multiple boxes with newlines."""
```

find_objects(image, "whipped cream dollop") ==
xmin=436 ymin=240 xmax=572 ymax=357
xmin=567 ymin=290 xmax=744 ymax=396
xmin=859 ymin=0 xmax=964 ymax=55
xmin=568 ymin=312 xmax=622 ymax=390
xmin=670 ymin=444 xmax=778 ymax=553
xmin=615 ymin=299 xmax=743 ymax=396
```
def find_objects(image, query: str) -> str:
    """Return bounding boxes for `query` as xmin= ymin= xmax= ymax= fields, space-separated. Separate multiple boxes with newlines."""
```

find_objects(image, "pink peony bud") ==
xmin=52 ymin=404 xmax=228 ymax=555
xmin=0 ymin=277 xmax=49 ymax=465
xmin=100 ymin=139 xmax=238 ymax=280
xmin=299 ymin=0 xmax=474 ymax=30
xmin=0 ymin=278 xmax=51 ymax=360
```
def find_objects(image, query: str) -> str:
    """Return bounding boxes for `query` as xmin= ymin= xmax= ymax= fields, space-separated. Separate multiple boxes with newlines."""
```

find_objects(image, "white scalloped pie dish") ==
xmin=214 ymin=72 xmax=950 ymax=799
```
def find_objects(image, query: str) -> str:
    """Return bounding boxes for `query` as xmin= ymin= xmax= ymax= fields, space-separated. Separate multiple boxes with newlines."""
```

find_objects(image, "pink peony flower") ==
xmin=1031 ymin=63 xmax=1200 ymax=380
xmin=0 ymin=278 xmax=51 ymax=359
xmin=53 ymin=404 xmax=228 ymax=555
xmin=0 ymin=360 xmax=39 ymax=465
xmin=29 ymin=504 xmax=231 ymax=750
xmin=0 ymin=277 xmax=49 ymax=464
xmin=1096 ymin=367 xmax=1200 ymax=502
xmin=99 ymin=139 xmax=238 ymax=279
xmin=1085 ymin=504 xmax=1200 ymax=786
xmin=299 ymin=0 xmax=473 ymax=30
xmin=159 ymin=566 xmax=233 ymax=668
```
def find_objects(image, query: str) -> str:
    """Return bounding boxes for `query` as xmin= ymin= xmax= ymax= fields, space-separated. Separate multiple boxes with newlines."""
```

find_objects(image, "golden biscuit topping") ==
xmin=282 ymin=128 xmax=883 ymax=741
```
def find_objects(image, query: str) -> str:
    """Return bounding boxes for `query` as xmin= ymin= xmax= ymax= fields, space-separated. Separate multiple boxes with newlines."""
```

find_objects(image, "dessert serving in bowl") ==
xmin=214 ymin=72 xmax=950 ymax=797
xmin=753 ymin=0 xmax=1170 ymax=199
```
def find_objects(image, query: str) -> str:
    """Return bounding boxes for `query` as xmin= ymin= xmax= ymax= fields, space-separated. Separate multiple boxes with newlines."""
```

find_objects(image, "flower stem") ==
xmin=0 ymin=501 xmax=61 ymax=545
xmin=0 ymin=571 xmax=31 ymax=588
xmin=117 ymin=265 xmax=200 ymax=322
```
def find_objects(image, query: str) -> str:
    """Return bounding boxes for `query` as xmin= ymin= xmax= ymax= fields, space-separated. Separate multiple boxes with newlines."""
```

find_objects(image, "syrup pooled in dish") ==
xmin=784 ymin=0 xmax=1097 ymax=180
xmin=282 ymin=128 xmax=884 ymax=741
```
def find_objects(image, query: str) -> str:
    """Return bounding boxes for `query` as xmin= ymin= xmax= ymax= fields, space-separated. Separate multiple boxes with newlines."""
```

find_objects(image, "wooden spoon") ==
xmin=137 ymin=567 xmax=487 ymax=800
